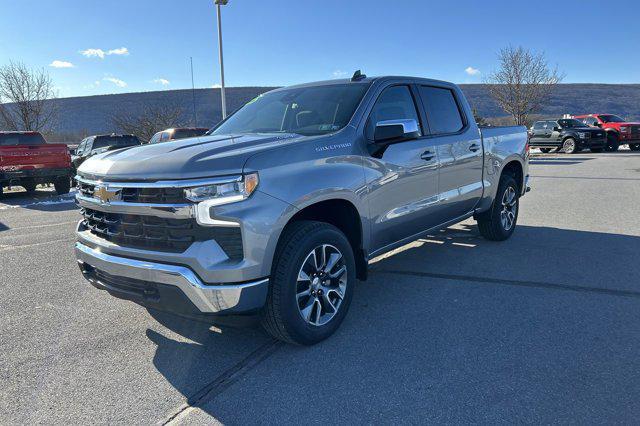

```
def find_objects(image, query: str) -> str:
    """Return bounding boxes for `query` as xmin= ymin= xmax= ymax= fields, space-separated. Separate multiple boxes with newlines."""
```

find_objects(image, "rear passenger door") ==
xmin=416 ymin=84 xmax=483 ymax=219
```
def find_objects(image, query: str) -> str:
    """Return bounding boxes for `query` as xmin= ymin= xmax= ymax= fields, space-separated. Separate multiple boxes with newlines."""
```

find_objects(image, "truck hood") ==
xmin=77 ymin=133 xmax=303 ymax=181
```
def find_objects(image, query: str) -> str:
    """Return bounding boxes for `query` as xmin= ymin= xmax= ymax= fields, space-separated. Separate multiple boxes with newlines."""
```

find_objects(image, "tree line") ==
xmin=0 ymin=46 xmax=563 ymax=140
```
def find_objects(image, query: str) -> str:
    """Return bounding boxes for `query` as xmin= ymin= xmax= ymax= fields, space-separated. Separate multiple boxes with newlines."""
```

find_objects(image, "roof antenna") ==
xmin=351 ymin=70 xmax=366 ymax=81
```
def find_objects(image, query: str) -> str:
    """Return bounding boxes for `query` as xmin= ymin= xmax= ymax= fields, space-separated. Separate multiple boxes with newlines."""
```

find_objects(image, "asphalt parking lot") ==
xmin=2 ymin=150 xmax=640 ymax=424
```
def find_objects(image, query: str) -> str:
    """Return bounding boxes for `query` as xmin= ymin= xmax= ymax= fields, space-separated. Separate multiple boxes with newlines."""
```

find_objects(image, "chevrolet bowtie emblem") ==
xmin=93 ymin=185 xmax=121 ymax=203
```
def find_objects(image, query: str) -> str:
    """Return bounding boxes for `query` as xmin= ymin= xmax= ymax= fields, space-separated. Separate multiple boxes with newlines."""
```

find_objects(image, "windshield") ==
xmin=93 ymin=136 xmax=140 ymax=150
xmin=210 ymin=83 xmax=370 ymax=137
xmin=0 ymin=132 xmax=46 ymax=146
xmin=558 ymin=119 xmax=587 ymax=128
xmin=599 ymin=114 xmax=625 ymax=123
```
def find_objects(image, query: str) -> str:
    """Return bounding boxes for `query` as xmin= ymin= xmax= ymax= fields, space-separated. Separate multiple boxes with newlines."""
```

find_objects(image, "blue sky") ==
xmin=1 ymin=0 xmax=638 ymax=98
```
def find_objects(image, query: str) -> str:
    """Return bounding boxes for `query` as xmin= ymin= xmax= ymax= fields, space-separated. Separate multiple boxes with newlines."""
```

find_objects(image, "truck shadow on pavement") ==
xmin=145 ymin=224 xmax=640 ymax=423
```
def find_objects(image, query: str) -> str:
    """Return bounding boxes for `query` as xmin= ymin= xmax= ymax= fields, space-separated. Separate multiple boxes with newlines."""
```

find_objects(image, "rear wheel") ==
xmin=22 ymin=181 xmax=37 ymax=192
xmin=562 ymin=138 xmax=578 ymax=154
xmin=605 ymin=133 xmax=620 ymax=152
xmin=630 ymin=144 xmax=640 ymax=151
xmin=539 ymin=148 xmax=552 ymax=153
xmin=261 ymin=221 xmax=355 ymax=345
xmin=54 ymin=177 xmax=71 ymax=195
xmin=477 ymin=174 xmax=519 ymax=241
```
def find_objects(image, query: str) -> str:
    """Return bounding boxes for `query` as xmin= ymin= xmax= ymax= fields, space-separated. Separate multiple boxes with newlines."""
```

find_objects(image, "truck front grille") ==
xmin=80 ymin=207 xmax=243 ymax=258
xmin=631 ymin=126 xmax=640 ymax=137
xmin=78 ymin=182 xmax=188 ymax=204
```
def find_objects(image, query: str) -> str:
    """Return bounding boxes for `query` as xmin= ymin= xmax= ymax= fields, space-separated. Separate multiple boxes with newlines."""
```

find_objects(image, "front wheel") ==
xmin=562 ymin=138 xmax=578 ymax=154
xmin=630 ymin=144 xmax=640 ymax=151
xmin=605 ymin=133 xmax=620 ymax=152
xmin=477 ymin=174 xmax=519 ymax=241
xmin=261 ymin=221 xmax=355 ymax=345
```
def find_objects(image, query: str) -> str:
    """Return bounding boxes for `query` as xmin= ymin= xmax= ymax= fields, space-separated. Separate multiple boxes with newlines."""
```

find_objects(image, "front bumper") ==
xmin=75 ymin=242 xmax=269 ymax=315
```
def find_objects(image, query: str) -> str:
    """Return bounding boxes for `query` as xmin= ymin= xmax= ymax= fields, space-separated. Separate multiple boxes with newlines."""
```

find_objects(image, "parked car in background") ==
xmin=74 ymin=75 xmax=529 ymax=345
xmin=72 ymin=134 xmax=141 ymax=170
xmin=573 ymin=114 xmax=640 ymax=152
xmin=148 ymin=127 xmax=209 ymax=144
xmin=0 ymin=131 xmax=72 ymax=196
xmin=528 ymin=119 xmax=607 ymax=154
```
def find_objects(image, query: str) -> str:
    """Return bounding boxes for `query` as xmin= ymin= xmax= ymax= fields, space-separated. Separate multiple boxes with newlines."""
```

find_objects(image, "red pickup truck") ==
xmin=0 ymin=131 xmax=73 ymax=196
xmin=573 ymin=114 xmax=640 ymax=152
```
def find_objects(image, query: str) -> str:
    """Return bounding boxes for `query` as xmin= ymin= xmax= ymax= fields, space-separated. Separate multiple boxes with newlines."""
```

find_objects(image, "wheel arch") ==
xmin=500 ymin=160 xmax=524 ymax=195
xmin=279 ymin=198 xmax=368 ymax=281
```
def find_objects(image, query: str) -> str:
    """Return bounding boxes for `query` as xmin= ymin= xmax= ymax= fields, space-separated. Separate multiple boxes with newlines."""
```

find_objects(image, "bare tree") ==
xmin=485 ymin=46 xmax=563 ymax=126
xmin=111 ymin=103 xmax=186 ymax=142
xmin=0 ymin=61 xmax=58 ymax=132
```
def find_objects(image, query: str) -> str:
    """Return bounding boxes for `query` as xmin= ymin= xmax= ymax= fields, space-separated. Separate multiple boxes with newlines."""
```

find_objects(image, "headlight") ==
xmin=577 ymin=132 xmax=587 ymax=139
xmin=186 ymin=173 xmax=259 ymax=226
xmin=185 ymin=172 xmax=259 ymax=204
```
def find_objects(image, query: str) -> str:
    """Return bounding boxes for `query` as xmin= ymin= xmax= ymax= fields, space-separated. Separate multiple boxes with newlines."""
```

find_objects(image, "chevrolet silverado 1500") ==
xmin=0 ymin=131 xmax=72 ymax=195
xmin=75 ymin=74 xmax=530 ymax=345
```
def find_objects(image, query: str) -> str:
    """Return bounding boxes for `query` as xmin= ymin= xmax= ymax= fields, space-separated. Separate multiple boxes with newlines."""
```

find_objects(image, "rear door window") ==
xmin=418 ymin=86 xmax=465 ymax=135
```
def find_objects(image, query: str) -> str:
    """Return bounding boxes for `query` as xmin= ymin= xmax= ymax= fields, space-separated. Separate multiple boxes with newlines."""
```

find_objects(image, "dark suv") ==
xmin=72 ymin=134 xmax=141 ymax=170
xmin=528 ymin=119 xmax=606 ymax=154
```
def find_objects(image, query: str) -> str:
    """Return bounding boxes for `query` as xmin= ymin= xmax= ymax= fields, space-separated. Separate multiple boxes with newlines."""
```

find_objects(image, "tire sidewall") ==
xmin=273 ymin=224 xmax=356 ymax=345
xmin=563 ymin=138 xmax=577 ymax=154
xmin=605 ymin=133 xmax=620 ymax=152
xmin=491 ymin=176 xmax=519 ymax=239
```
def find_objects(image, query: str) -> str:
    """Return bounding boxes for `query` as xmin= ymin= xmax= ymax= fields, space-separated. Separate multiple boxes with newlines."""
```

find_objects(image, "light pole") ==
xmin=214 ymin=0 xmax=228 ymax=119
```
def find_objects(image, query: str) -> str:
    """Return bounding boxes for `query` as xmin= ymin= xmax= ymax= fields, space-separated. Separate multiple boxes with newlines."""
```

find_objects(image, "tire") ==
xmin=630 ymin=144 xmax=640 ymax=151
xmin=562 ymin=138 xmax=578 ymax=154
xmin=22 ymin=181 xmax=37 ymax=192
xmin=54 ymin=177 xmax=71 ymax=195
xmin=605 ymin=133 xmax=620 ymax=152
xmin=539 ymin=148 xmax=552 ymax=153
xmin=590 ymin=147 xmax=603 ymax=153
xmin=477 ymin=174 xmax=519 ymax=241
xmin=261 ymin=220 xmax=356 ymax=345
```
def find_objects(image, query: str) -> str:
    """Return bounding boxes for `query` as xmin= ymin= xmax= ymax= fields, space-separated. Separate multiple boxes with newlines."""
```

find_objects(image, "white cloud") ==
xmin=81 ymin=48 xmax=106 ymax=59
xmin=80 ymin=47 xmax=129 ymax=59
xmin=153 ymin=78 xmax=170 ymax=86
xmin=107 ymin=47 xmax=129 ymax=56
xmin=103 ymin=77 xmax=127 ymax=88
xmin=332 ymin=70 xmax=348 ymax=78
xmin=212 ymin=83 xmax=222 ymax=89
xmin=49 ymin=60 xmax=75 ymax=68
xmin=465 ymin=66 xmax=480 ymax=76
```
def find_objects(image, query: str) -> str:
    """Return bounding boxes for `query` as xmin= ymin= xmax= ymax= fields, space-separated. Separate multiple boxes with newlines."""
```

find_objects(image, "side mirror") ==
xmin=374 ymin=119 xmax=420 ymax=143
xmin=553 ymin=126 xmax=561 ymax=132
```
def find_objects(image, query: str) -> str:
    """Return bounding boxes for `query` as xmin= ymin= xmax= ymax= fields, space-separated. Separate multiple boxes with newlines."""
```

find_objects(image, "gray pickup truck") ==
xmin=75 ymin=74 xmax=529 ymax=345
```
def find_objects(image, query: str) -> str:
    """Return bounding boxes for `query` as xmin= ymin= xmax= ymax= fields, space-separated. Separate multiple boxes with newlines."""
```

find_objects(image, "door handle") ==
xmin=469 ymin=143 xmax=480 ymax=152
xmin=420 ymin=150 xmax=435 ymax=161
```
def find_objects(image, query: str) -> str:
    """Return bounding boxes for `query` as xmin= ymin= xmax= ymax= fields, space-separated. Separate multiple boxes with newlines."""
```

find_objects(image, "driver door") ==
xmin=364 ymin=84 xmax=441 ymax=252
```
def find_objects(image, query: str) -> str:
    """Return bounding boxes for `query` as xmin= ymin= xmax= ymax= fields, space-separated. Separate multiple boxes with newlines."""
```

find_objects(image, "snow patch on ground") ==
xmin=0 ymin=191 xmax=77 ymax=210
